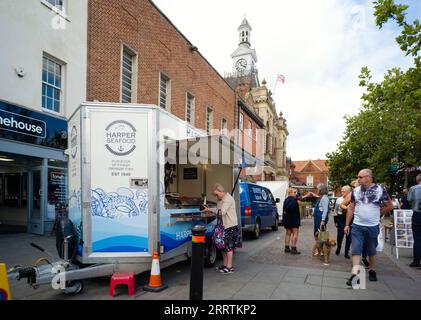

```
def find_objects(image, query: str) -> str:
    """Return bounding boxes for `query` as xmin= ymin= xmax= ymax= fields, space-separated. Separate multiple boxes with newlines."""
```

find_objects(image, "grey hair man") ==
xmin=408 ymin=173 xmax=421 ymax=267
xmin=344 ymin=169 xmax=393 ymax=285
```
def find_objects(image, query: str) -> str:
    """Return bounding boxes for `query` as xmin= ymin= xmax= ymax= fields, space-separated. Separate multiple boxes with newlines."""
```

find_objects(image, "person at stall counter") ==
xmin=201 ymin=183 xmax=241 ymax=274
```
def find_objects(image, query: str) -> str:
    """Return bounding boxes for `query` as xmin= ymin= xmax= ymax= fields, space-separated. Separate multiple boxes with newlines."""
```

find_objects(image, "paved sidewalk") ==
xmin=1 ymin=217 xmax=421 ymax=300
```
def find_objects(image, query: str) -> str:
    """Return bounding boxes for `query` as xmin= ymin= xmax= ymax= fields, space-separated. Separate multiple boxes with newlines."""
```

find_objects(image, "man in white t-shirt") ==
xmin=344 ymin=169 xmax=393 ymax=286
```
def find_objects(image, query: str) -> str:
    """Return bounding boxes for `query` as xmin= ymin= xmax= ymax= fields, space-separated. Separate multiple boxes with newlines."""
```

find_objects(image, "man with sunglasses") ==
xmin=344 ymin=169 xmax=393 ymax=285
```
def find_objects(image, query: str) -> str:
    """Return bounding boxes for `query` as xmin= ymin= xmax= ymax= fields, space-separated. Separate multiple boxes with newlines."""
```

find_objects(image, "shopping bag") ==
xmin=213 ymin=210 xmax=225 ymax=249
xmin=376 ymin=226 xmax=385 ymax=252
xmin=317 ymin=225 xmax=330 ymax=243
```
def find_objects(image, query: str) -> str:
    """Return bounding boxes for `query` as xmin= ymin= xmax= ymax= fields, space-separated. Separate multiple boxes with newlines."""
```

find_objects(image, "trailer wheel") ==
xmin=204 ymin=241 xmax=217 ymax=267
xmin=64 ymin=280 xmax=84 ymax=295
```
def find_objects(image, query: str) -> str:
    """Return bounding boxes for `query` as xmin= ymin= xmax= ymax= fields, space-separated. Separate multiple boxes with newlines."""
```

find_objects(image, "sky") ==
xmin=152 ymin=0 xmax=420 ymax=161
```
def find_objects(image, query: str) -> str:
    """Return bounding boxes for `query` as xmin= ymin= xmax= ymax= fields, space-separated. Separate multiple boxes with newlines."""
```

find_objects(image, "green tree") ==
xmin=327 ymin=0 xmax=421 ymax=190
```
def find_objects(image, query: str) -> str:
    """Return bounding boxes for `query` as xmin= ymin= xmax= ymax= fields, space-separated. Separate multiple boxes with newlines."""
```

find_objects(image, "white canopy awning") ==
xmin=163 ymin=135 xmax=264 ymax=168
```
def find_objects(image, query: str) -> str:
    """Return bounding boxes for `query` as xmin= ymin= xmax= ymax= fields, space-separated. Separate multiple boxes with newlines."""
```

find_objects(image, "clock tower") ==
xmin=231 ymin=16 xmax=258 ymax=74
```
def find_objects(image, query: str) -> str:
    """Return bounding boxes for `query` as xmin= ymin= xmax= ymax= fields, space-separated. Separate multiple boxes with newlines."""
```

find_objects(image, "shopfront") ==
xmin=0 ymin=100 xmax=67 ymax=235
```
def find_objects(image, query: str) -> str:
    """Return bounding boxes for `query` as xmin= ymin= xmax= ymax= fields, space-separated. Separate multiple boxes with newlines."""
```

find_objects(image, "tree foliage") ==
xmin=327 ymin=0 xmax=421 ymax=189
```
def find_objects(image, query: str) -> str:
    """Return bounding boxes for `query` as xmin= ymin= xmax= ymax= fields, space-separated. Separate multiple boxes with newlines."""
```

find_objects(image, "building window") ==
xmin=46 ymin=0 xmax=64 ymax=10
xmin=266 ymin=133 xmax=271 ymax=154
xmin=206 ymin=107 xmax=213 ymax=135
xmin=185 ymin=93 xmax=195 ymax=125
xmin=159 ymin=73 xmax=170 ymax=109
xmin=221 ymin=118 xmax=227 ymax=135
xmin=272 ymin=137 xmax=276 ymax=154
xmin=42 ymin=54 xmax=63 ymax=113
xmin=239 ymin=112 xmax=244 ymax=131
xmin=247 ymin=120 xmax=252 ymax=136
xmin=307 ymin=175 xmax=313 ymax=187
xmin=121 ymin=46 xmax=137 ymax=103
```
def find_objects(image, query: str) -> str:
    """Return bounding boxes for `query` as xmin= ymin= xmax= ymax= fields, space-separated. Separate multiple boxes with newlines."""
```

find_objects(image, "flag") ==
xmin=276 ymin=74 xmax=285 ymax=83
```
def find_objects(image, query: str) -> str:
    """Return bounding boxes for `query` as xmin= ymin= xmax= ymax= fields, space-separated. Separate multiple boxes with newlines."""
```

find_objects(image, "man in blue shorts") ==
xmin=344 ymin=169 xmax=393 ymax=285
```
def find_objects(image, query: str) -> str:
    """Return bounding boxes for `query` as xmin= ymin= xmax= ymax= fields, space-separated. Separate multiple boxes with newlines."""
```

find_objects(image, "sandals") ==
xmin=220 ymin=267 xmax=234 ymax=274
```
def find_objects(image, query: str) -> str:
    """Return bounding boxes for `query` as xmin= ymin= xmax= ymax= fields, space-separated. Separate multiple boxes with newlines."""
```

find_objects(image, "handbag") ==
xmin=213 ymin=210 xmax=225 ymax=249
xmin=317 ymin=224 xmax=330 ymax=243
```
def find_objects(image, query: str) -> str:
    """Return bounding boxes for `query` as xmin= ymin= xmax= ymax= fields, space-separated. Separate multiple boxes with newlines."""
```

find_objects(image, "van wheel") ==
xmin=204 ymin=241 xmax=217 ymax=267
xmin=252 ymin=220 xmax=260 ymax=239
xmin=272 ymin=218 xmax=279 ymax=231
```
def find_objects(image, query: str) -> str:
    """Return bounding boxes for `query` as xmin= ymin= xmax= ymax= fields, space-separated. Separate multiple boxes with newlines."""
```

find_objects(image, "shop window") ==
xmin=47 ymin=167 xmax=67 ymax=221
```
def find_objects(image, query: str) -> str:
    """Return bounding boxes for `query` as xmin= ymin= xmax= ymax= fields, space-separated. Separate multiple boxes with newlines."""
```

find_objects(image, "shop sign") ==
xmin=0 ymin=100 xmax=67 ymax=150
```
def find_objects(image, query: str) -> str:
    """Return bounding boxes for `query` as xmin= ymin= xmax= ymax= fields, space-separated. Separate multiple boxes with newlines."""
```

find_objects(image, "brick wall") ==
xmin=291 ymin=171 xmax=328 ymax=188
xmin=87 ymin=0 xmax=236 ymax=132
xmin=237 ymin=110 xmax=262 ymax=157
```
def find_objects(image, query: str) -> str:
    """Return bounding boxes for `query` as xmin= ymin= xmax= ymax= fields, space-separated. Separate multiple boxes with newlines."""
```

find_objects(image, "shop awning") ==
xmin=163 ymin=135 xmax=264 ymax=168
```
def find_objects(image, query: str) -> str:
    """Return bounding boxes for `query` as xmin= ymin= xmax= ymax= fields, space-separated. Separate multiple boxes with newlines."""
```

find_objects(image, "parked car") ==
xmin=239 ymin=182 xmax=279 ymax=239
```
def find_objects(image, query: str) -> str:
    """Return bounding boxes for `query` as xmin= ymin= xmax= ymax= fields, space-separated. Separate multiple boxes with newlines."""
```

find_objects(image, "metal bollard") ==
xmin=189 ymin=225 xmax=206 ymax=300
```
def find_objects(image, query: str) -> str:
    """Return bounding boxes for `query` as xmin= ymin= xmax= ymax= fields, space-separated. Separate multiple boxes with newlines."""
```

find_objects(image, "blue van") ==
xmin=239 ymin=182 xmax=279 ymax=239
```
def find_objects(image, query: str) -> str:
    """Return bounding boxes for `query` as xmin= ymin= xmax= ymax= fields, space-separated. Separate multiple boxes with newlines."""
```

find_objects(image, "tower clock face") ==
xmin=235 ymin=58 xmax=247 ymax=71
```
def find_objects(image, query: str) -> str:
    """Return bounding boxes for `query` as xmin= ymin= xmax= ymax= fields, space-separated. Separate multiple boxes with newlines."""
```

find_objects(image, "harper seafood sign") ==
xmin=105 ymin=120 xmax=137 ymax=156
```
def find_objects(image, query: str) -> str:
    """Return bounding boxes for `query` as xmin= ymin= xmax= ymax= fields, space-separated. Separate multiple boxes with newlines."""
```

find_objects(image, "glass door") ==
xmin=28 ymin=168 xmax=44 ymax=235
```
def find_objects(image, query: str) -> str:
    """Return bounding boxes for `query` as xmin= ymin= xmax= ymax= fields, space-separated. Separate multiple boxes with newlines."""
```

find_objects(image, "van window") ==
xmin=250 ymin=186 xmax=267 ymax=202
xmin=267 ymin=190 xmax=275 ymax=204
xmin=262 ymin=188 xmax=275 ymax=204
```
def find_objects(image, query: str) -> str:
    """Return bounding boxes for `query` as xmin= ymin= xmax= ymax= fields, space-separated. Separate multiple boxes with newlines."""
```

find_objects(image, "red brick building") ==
xmin=289 ymin=160 xmax=330 ymax=196
xmin=87 ymin=0 xmax=262 ymax=158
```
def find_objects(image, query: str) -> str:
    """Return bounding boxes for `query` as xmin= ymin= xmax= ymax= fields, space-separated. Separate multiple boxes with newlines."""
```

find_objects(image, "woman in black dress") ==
xmin=283 ymin=188 xmax=301 ymax=254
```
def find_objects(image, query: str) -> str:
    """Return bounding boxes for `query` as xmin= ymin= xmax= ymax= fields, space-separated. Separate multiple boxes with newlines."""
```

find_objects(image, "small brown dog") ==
xmin=312 ymin=239 xmax=337 ymax=264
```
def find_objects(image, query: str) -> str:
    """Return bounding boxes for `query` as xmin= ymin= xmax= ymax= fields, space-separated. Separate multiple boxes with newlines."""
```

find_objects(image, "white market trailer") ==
xmin=256 ymin=180 xmax=289 ymax=223
xmin=8 ymin=102 xmax=263 ymax=294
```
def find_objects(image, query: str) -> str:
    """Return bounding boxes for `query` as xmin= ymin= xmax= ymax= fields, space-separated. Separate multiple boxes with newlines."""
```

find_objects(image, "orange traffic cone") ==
xmin=143 ymin=251 xmax=168 ymax=292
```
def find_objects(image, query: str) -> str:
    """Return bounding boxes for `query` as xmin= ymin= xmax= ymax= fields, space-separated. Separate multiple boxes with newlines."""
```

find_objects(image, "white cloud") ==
xmin=152 ymin=0 xmax=415 ymax=160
